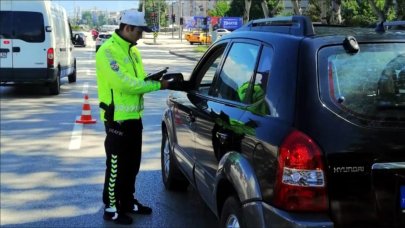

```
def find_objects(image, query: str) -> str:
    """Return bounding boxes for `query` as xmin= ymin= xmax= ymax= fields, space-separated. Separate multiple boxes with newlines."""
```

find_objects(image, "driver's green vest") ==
xmin=96 ymin=32 xmax=161 ymax=121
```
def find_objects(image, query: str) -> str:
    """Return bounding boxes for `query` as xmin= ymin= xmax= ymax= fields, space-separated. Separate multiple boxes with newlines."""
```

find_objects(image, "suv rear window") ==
xmin=319 ymin=43 xmax=405 ymax=126
xmin=0 ymin=11 xmax=45 ymax=43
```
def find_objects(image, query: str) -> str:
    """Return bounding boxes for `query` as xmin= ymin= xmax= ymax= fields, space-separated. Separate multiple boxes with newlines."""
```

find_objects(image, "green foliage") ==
xmin=71 ymin=25 xmax=82 ymax=31
xmin=398 ymin=0 xmax=405 ymax=20
xmin=304 ymin=0 xmax=401 ymax=26
xmin=228 ymin=0 xmax=283 ymax=20
xmin=341 ymin=0 xmax=377 ymax=26
xmin=81 ymin=11 xmax=93 ymax=27
xmin=98 ymin=14 xmax=107 ymax=26
xmin=142 ymin=0 xmax=169 ymax=28
xmin=250 ymin=1 xmax=264 ymax=20
xmin=304 ymin=0 xmax=321 ymax=22
xmin=268 ymin=0 xmax=284 ymax=17
xmin=208 ymin=0 xmax=230 ymax=17
xmin=194 ymin=45 xmax=210 ymax=53
xmin=228 ymin=0 xmax=244 ymax=17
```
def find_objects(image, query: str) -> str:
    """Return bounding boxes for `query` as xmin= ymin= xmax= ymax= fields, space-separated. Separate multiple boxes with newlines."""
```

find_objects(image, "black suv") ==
xmin=160 ymin=16 xmax=405 ymax=228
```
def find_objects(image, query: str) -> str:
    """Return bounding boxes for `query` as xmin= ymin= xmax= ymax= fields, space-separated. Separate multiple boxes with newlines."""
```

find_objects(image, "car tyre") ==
xmin=220 ymin=196 xmax=244 ymax=228
xmin=49 ymin=69 xmax=61 ymax=95
xmin=161 ymin=128 xmax=188 ymax=191
xmin=68 ymin=59 xmax=77 ymax=83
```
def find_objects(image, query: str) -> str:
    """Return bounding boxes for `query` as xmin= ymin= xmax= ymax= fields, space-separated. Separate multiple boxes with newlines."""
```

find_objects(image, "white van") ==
xmin=0 ymin=0 xmax=76 ymax=95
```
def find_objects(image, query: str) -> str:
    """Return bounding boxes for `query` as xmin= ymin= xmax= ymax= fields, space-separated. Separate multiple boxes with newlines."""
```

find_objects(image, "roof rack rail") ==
xmin=375 ymin=20 xmax=405 ymax=33
xmin=384 ymin=20 xmax=405 ymax=27
xmin=237 ymin=15 xmax=315 ymax=36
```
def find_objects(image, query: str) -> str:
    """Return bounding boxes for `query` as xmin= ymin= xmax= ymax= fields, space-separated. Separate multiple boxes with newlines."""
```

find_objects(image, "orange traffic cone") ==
xmin=76 ymin=94 xmax=97 ymax=124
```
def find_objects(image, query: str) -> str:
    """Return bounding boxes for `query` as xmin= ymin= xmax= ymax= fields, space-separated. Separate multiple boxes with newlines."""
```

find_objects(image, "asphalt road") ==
xmin=0 ymin=34 xmax=217 ymax=227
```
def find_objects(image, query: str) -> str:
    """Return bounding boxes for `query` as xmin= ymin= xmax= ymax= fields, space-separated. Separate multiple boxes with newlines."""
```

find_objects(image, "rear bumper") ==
xmin=243 ymin=201 xmax=333 ymax=228
xmin=0 ymin=68 xmax=57 ymax=84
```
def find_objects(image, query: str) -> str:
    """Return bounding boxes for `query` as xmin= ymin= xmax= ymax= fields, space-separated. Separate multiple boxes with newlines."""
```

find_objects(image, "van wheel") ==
xmin=220 ymin=196 xmax=244 ymax=228
xmin=49 ymin=71 xmax=60 ymax=95
xmin=161 ymin=128 xmax=188 ymax=191
xmin=68 ymin=60 xmax=77 ymax=83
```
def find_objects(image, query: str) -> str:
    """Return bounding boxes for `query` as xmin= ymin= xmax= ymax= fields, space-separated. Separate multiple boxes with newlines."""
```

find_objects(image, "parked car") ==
xmin=160 ymin=16 xmax=405 ymax=228
xmin=185 ymin=31 xmax=202 ymax=45
xmin=199 ymin=32 xmax=212 ymax=44
xmin=215 ymin=28 xmax=231 ymax=37
xmin=72 ymin=32 xmax=86 ymax=47
xmin=95 ymin=33 xmax=112 ymax=52
xmin=0 ymin=0 xmax=76 ymax=95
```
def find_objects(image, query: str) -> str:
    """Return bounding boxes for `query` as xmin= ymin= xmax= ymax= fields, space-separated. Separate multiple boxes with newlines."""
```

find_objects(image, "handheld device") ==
xmin=145 ymin=67 xmax=169 ymax=81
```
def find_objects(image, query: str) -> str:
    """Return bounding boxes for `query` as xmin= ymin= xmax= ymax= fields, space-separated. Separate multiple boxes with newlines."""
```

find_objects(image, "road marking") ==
xmin=69 ymin=83 xmax=89 ymax=150
xmin=82 ymin=82 xmax=89 ymax=94
xmin=69 ymin=119 xmax=83 ymax=150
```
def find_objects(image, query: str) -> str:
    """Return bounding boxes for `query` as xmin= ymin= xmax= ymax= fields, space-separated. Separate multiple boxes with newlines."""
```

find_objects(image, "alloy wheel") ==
xmin=225 ymin=214 xmax=240 ymax=228
xmin=163 ymin=136 xmax=171 ymax=180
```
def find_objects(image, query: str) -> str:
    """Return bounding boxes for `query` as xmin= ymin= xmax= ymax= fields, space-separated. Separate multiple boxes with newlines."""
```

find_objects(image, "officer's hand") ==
xmin=160 ymin=80 xmax=170 ymax=90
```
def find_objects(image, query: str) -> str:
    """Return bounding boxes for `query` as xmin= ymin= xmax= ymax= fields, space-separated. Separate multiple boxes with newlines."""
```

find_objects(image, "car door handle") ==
xmin=185 ymin=113 xmax=195 ymax=123
xmin=216 ymin=132 xmax=229 ymax=144
xmin=12 ymin=47 xmax=20 ymax=52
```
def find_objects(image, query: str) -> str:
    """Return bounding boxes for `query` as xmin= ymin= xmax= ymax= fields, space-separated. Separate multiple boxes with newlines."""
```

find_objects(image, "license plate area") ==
xmin=0 ymin=52 xmax=7 ymax=58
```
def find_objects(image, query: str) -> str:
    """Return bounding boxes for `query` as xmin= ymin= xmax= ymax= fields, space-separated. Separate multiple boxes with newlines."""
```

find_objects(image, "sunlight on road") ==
xmin=1 ymin=205 xmax=100 ymax=225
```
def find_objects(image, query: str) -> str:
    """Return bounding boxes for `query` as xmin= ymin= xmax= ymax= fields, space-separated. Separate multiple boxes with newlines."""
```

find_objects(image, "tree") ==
xmin=244 ymin=0 xmax=252 ymax=22
xmin=98 ymin=13 xmax=107 ymax=27
xmin=228 ymin=0 xmax=283 ymax=20
xmin=330 ymin=0 xmax=342 ymax=24
xmin=82 ymin=11 xmax=93 ymax=27
xmin=140 ymin=0 xmax=168 ymax=28
xmin=341 ymin=0 xmax=377 ymax=26
xmin=319 ymin=0 xmax=329 ymax=24
xmin=259 ymin=0 xmax=283 ymax=17
xmin=208 ymin=0 xmax=230 ymax=17
xmin=306 ymin=0 xmax=369 ymax=25
xmin=368 ymin=0 xmax=395 ymax=23
xmin=228 ymin=0 xmax=244 ymax=17
xmin=397 ymin=0 xmax=405 ymax=20
xmin=261 ymin=0 xmax=270 ymax=17
xmin=291 ymin=0 xmax=302 ymax=15
xmin=268 ymin=0 xmax=283 ymax=17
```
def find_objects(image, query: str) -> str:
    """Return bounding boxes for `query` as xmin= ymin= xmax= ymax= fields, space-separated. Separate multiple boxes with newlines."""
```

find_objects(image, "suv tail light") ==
xmin=273 ymin=130 xmax=328 ymax=211
xmin=47 ymin=48 xmax=54 ymax=67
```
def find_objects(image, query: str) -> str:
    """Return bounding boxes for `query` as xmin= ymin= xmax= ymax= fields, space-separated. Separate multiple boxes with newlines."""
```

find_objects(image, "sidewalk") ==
xmin=142 ymin=33 xmax=205 ymax=61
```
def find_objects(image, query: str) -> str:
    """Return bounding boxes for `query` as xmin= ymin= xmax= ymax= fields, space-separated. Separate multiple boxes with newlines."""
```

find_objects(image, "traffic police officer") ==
xmin=95 ymin=10 xmax=169 ymax=225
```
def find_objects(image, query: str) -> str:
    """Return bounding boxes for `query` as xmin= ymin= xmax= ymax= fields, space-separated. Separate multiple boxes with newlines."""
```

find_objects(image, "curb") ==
xmin=168 ymin=50 xmax=201 ymax=61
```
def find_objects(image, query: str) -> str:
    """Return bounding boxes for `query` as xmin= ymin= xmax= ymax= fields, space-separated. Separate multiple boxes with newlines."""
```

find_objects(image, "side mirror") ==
xmin=162 ymin=73 xmax=187 ymax=91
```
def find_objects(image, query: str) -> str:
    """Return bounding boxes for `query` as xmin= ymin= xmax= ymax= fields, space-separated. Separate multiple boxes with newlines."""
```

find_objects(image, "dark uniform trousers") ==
xmin=103 ymin=119 xmax=143 ymax=213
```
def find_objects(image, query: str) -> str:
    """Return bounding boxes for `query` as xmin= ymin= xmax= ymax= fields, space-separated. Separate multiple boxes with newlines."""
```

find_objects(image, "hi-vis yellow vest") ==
xmin=96 ymin=32 xmax=161 ymax=121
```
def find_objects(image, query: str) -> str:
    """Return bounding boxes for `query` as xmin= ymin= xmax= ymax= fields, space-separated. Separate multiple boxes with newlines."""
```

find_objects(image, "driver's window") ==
xmin=196 ymin=44 xmax=226 ymax=95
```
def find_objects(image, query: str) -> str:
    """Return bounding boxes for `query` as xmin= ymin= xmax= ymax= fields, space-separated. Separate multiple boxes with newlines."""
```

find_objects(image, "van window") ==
xmin=319 ymin=43 xmax=405 ymax=126
xmin=0 ymin=11 xmax=45 ymax=42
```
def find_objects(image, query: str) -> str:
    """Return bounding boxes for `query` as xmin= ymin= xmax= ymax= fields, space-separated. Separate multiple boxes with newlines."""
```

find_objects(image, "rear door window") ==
xmin=0 ymin=11 xmax=45 ymax=42
xmin=319 ymin=43 xmax=405 ymax=127
xmin=212 ymin=42 xmax=260 ymax=103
